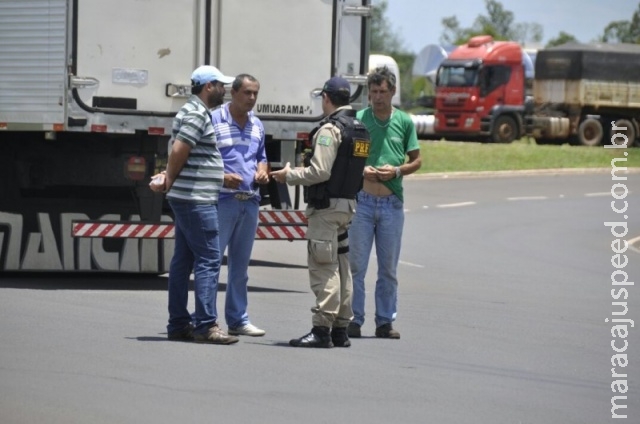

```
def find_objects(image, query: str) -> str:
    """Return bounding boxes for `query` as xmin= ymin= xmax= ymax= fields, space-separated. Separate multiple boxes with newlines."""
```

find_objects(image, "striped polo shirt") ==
xmin=211 ymin=102 xmax=267 ymax=199
xmin=166 ymin=95 xmax=224 ymax=203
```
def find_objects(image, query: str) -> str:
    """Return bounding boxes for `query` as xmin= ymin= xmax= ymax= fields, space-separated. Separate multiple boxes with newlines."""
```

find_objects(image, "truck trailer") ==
xmin=0 ymin=0 xmax=372 ymax=273
xmin=434 ymin=35 xmax=640 ymax=147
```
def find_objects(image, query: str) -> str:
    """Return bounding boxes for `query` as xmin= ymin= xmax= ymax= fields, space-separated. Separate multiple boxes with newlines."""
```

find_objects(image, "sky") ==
xmin=385 ymin=0 xmax=639 ymax=54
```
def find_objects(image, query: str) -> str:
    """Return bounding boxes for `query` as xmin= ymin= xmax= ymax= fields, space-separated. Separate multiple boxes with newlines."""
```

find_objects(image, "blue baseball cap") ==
xmin=191 ymin=65 xmax=234 ymax=86
xmin=315 ymin=76 xmax=351 ymax=97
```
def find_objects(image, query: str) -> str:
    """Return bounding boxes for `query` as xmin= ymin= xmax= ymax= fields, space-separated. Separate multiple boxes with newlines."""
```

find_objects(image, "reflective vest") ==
xmin=305 ymin=109 xmax=370 ymax=208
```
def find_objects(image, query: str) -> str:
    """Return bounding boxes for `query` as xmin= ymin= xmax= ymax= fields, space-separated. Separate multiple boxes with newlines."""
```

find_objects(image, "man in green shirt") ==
xmin=348 ymin=66 xmax=422 ymax=339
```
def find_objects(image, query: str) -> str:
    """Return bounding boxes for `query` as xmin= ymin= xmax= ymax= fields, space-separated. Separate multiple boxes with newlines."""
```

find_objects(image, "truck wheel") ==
xmin=577 ymin=118 xmax=603 ymax=146
xmin=612 ymin=119 xmax=636 ymax=147
xmin=491 ymin=115 xmax=518 ymax=143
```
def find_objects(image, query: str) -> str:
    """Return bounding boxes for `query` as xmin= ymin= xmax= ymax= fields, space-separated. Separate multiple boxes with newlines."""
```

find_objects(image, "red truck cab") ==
xmin=435 ymin=35 xmax=525 ymax=142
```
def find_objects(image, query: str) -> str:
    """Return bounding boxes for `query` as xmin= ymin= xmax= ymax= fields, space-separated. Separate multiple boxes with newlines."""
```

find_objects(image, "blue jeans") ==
xmin=349 ymin=191 xmax=404 ymax=327
xmin=167 ymin=200 xmax=221 ymax=335
xmin=215 ymin=195 xmax=260 ymax=328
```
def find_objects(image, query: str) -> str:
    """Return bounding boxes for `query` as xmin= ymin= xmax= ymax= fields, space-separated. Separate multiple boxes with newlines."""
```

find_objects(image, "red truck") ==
xmin=434 ymin=35 xmax=640 ymax=147
xmin=434 ymin=35 xmax=525 ymax=143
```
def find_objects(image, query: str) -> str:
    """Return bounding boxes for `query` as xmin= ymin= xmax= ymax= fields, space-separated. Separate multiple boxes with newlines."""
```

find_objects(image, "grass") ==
xmin=417 ymin=139 xmax=640 ymax=174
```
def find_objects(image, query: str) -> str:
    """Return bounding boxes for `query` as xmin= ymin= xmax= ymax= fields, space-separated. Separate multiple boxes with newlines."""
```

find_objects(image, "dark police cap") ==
xmin=319 ymin=76 xmax=351 ymax=97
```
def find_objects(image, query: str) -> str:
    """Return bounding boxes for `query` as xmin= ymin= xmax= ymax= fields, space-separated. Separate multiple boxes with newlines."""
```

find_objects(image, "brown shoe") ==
xmin=375 ymin=323 xmax=400 ymax=339
xmin=194 ymin=323 xmax=239 ymax=345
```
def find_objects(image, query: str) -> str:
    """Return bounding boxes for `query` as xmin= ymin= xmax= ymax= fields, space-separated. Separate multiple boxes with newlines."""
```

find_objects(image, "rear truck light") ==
xmin=91 ymin=124 xmax=107 ymax=132
xmin=148 ymin=127 xmax=165 ymax=135
xmin=297 ymin=132 xmax=311 ymax=149
xmin=125 ymin=156 xmax=146 ymax=181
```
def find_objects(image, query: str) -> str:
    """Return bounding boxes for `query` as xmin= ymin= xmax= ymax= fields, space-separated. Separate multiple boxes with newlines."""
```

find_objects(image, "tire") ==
xmin=577 ymin=118 xmax=603 ymax=146
xmin=491 ymin=115 xmax=518 ymax=143
xmin=612 ymin=119 xmax=636 ymax=147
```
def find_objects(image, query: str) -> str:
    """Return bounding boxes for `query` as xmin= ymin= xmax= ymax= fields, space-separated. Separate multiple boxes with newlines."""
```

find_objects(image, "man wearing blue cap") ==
xmin=271 ymin=76 xmax=371 ymax=348
xmin=151 ymin=65 xmax=238 ymax=345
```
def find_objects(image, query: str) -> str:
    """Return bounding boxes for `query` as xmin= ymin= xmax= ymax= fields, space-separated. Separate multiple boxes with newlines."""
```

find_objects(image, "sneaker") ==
xmin=347 ymin=322 xmax=361 ymax=338
xmin=228 ymin=323 xmax=266 ymax=337
xmin=331 ymin=327 xmax=351 ymax=347
xmin=289 ymin=326 xmax=333 ymax=348
xmin=375 ymin=323 xmax=400 ymax=339
xmin=167 ymin=323 xmax=194 ymax=341
xmin=193 ymin=323 xmax=239 ymax=345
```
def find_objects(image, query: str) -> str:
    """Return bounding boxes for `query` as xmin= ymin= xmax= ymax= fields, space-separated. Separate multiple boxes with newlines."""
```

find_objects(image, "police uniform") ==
xmin=285 ymin=105 xmax=369 ymax=332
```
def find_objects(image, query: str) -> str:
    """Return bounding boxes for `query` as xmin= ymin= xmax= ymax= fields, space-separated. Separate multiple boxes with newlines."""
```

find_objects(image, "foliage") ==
xmin=440 ymin=0 xmax=542 ymax=46
xmin=438 ymin=0 xmax=640 ymax=48
xmin=601 ymin=3 xmax=640 ymax=43
xmin=370 ymin=0 xmax=415 ymax=109
xmin=370 ymin=0 xmax=405 ymax=53
xmin=546 ymin=32 xmax=578 ymax=48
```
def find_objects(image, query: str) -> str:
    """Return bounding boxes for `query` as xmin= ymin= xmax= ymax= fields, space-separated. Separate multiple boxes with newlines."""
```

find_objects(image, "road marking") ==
xmin=436 ymin=201 xmax=476 ymax=208
xmin=398 ymin=260 xmax=425 ymax=268
xmin=585 ymin=192 xmax=610 ymax=197
xmin=507 ymin=196 xmax=548 ymax=201
xmin=628 ymin=236 xmax=640 ymax=255
xmin=373 ymin=255 xmax=424 ymax=268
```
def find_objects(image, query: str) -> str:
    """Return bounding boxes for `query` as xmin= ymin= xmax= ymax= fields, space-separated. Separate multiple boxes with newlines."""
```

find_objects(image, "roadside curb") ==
xmin=407 ymin=167 xmax=640 ymax=180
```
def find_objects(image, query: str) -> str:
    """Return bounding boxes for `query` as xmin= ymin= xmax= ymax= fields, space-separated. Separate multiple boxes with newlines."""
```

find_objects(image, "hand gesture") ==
xmin=224 ymin=173 xmax=244 ymax=190
xmin=149 ymin=172 xmax=166 ymax=193
xmin=269 ymin=162 xmax=291 ymax=184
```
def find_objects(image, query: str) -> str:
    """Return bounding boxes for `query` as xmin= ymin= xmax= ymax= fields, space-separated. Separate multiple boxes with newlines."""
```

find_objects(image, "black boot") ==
xmin=289 ymin=326 xmax=333 ymax=348
xmin=331 ymin=327 xmax=351 ymax=347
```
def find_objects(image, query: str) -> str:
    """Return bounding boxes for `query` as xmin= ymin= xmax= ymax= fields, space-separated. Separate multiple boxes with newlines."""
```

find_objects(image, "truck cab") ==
xmin=434 ymin=35 xmax=525 ymax=142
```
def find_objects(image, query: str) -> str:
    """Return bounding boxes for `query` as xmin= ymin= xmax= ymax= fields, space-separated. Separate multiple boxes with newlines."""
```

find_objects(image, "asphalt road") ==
xmin=1 ymin=172 xmax=639 ymax=424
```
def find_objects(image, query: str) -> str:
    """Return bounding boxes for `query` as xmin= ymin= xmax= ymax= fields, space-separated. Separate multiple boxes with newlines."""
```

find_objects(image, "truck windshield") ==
xmin=436 ymin=66 xmax=479 ymax=87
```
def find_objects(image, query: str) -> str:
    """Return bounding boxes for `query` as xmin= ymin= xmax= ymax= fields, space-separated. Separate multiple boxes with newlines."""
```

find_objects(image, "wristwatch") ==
xmin=395 ymin=166 xmax=401 ymax=178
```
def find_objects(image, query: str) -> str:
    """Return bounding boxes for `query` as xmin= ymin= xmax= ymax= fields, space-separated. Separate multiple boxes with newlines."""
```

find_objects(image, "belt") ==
xmin=234 ymin=192 xmax=256 ymax=201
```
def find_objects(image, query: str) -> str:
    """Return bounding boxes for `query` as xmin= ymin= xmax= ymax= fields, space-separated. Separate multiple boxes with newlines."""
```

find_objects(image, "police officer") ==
xmin=270 ymin=76 xmax=370 ymax=348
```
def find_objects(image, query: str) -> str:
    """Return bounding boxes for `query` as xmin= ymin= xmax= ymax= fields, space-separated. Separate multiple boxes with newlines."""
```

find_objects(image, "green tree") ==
xmin=440 ymin=0 xmax=543 ymax=45
xmin=440 ymin=16 xmax=468 ymax=45
xmin=370 ymin=0 xmax=405 ymax=53
xmin=474 ymin=0 xmax=514 ymax=38
xmin=512 ymin=23 xmax=543 ymax=46
xmin=370 ymin=0 xmax=415 ymax=108
xmin=546 ymin=31 xmax=578 ymax=48
xmin=601 ymin=3 xmax=640 ymax=43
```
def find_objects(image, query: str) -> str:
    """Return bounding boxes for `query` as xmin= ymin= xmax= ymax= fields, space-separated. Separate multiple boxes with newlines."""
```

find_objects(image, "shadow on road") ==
xmin=0 ymin=272 xmax=306 ymax=293
xmin=127 ymin=336 xmax=299 ymax=348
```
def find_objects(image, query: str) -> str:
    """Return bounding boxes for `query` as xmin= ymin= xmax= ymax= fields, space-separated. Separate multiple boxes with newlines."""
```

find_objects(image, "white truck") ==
xmin=0 ymin=0 xmax=372 ymax=273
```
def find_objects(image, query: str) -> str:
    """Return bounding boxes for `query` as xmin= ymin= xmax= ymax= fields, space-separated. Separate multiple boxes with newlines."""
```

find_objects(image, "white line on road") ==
xmin=585 ymin=192 xmax=611 ymax=197
xmin=507 ymin=196 xmax=548 ymax=201
xmin=628 ymin=236 xmax=640 ymax=255
xmin=436 ymin=201 xmax=476 ymax=208
xmin=373 ymin=255 xmax=425 ymax=268
xmin=398 ymin=260 xmax=425 ymax=268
